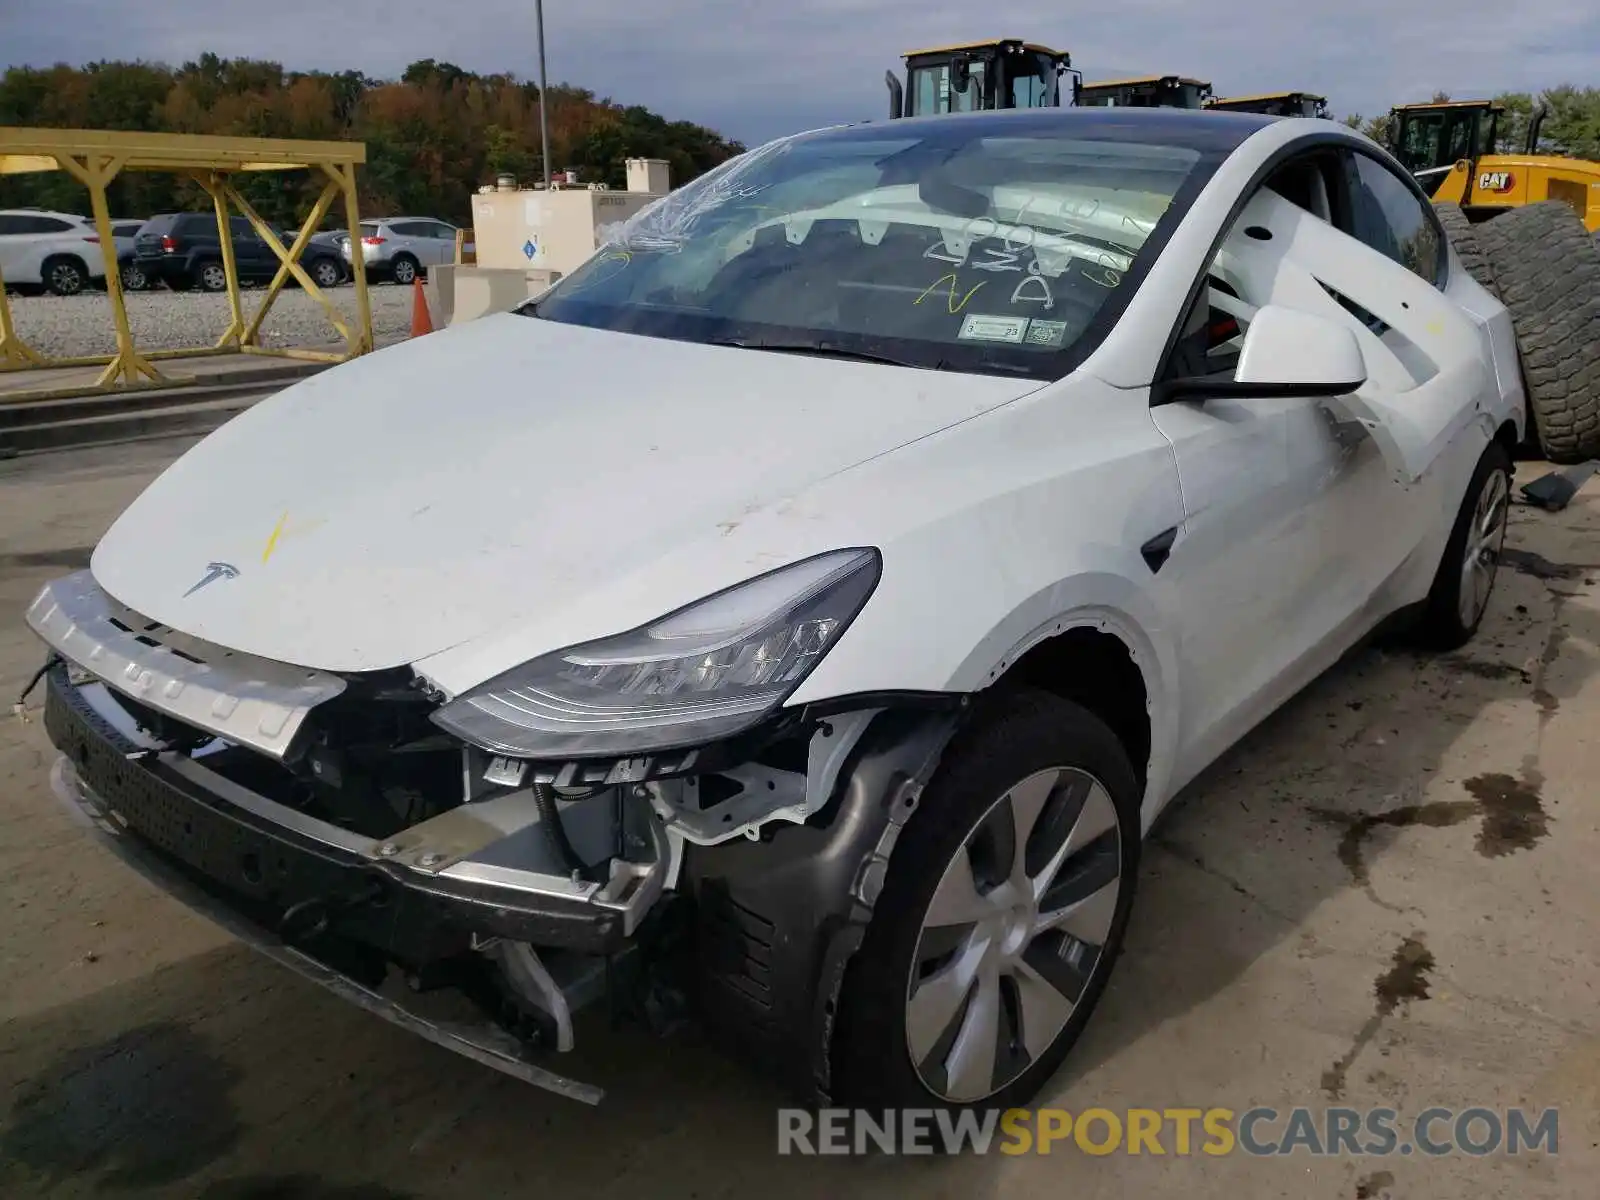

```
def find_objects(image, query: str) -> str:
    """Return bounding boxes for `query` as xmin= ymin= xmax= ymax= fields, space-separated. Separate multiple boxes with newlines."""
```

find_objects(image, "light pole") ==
xmin=535 ymin=0 xmax=552 ymax=188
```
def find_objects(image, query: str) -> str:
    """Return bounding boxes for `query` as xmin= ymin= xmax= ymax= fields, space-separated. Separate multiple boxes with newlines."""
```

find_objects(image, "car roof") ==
xmin=0 ymin=208 xmax=90 ymax=220
xmin=797 ymin=106 xmax=1278 ymax=152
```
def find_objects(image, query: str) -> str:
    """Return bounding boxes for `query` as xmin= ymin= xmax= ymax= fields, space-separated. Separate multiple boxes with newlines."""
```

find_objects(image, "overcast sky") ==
xmin=4 ymin=0 xmax=1596 ymax=147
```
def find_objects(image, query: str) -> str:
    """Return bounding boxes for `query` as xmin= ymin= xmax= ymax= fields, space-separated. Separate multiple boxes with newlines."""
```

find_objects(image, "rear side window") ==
xmin=174 ymin=214 xmax=212 ymax=235
xmin=1344 ymin=152 xmax=1445 ymax=287
xmin=2 ymin=214 xmax=77 ymax=233
xmin=388 ymin=221 xmax=427 ymax=237
xmin=112 ymin=222 xmax=143 ymax=238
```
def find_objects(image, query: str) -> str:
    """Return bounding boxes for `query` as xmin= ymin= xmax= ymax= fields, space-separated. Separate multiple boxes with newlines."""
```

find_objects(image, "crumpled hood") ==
xmin=90 ymin=313 xmax=1033 ymax=673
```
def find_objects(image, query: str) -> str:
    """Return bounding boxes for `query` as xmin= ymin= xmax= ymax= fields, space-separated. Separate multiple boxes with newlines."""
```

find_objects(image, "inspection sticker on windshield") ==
xmin=1024 ymin=319 xmax=1069 ymax=347
xmin=958 ymin=314 xmax=1029 ymax=344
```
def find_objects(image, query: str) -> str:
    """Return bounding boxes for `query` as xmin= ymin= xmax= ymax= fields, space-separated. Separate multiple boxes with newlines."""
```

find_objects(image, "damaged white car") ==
xmin=27 ymin=107 xmax=1522 ymax=1111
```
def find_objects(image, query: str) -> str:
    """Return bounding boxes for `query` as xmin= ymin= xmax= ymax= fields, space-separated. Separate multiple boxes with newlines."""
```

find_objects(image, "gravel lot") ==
xmin=2 ymin=284 xmax=416 ymax=359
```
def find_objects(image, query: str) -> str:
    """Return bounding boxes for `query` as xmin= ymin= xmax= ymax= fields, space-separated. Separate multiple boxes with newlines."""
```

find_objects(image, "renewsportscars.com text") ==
xmin=777 ymin=1106 xmax=1560 ymax=1157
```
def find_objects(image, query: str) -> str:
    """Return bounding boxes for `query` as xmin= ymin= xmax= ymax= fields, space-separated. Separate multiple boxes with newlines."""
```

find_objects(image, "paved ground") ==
xmin=0 ymin=438 xmax=1595 ymax=1199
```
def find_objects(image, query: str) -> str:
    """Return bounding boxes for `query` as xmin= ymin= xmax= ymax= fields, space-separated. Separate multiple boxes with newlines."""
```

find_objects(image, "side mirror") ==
xmin=951 ymin=55 xmax=972 ymax=93
xmin=1154 ymin=305 xmax=1367 ymax=405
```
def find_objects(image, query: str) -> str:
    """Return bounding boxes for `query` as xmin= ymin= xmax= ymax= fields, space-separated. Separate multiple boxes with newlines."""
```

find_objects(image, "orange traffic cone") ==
xmin=410 ymin=276 xmax=434 ymax=337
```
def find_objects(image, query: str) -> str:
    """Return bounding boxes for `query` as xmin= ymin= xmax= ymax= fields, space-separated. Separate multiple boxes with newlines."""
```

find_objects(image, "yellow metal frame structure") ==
xmin=0 ymin=127 xmax=373 ymax=399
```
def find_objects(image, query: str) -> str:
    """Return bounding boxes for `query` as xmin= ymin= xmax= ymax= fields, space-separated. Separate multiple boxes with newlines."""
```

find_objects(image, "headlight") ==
xmin=430 ymin=548 xmax=881 ymax=759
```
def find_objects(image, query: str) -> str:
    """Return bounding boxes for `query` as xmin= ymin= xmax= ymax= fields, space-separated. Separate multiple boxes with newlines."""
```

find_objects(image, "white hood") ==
xmin=91 ymin=313 xmax=1034 ymax=673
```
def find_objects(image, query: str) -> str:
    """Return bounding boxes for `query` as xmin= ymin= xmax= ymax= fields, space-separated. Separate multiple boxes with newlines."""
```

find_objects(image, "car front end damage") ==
xmin=26 ymin=568 xmax=964 ymax=1105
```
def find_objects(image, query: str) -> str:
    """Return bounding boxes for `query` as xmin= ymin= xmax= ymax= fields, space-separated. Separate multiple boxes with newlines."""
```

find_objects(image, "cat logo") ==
xmin=1477 ymin=170 xmax=1515 ymax=193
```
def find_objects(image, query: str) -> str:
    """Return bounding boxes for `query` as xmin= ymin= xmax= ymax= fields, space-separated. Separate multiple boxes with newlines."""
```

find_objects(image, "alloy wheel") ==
xmin=48 ymin=262 xmax=84 ymax=295
xmin=392 ymin=258 xmax=416 ymax=284
xmin=1458 ymin=468 xmax=1509 ymax=627
xmin=905 ymin=766 xmax=1122 ymax=1103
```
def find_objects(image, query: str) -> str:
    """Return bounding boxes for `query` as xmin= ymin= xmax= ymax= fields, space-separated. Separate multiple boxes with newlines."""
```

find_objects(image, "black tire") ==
xmin=196 ymin=260 xmax=229 ymax=292
xmin=307 ymin=256 xmax=344 ymax=288
xmin=41 ymin=255 xmax=88 ymax=296
xmin=1480 ymin=201 xmax=1600 ymax=464
xmin=1434 ymin=202 xmax=1499 ymax=299
xmin=1414 ymin=439 xmax=1513 ymax=651
xmin=830 ymin=688 xmax=1141 ymax=1112
xmin=390 ymin=254 xmax=419 ymax=285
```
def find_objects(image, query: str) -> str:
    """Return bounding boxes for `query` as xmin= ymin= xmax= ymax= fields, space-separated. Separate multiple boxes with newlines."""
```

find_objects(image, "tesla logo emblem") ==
xmin=183 ymin=561 xmax=240 ymax=597
xmin=1478 ymin=171 xmax=1514 ymax=193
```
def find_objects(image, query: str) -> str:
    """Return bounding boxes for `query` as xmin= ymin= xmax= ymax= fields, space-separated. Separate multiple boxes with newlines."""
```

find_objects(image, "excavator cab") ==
xmin=1207 ymin=91 xmax=1329 ymax=119
xmin=887 ymin=39 xmax=1075 ymax=119
xmin=1075 ymin=75 xmax=1213 ymax=108
xmin=1387 ymin=100 xmax=1504 ymax=196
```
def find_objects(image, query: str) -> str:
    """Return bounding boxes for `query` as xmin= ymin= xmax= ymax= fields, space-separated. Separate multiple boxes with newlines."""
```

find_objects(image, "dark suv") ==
xmin=133 ymin=213 xmax=345 ymax=292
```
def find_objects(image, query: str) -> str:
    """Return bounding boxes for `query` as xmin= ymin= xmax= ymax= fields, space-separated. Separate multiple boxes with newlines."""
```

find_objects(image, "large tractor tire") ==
xmin=1435 ymin=202 xmax=1499 ymax=299
xmin=1480 ymin=201 xmax=1600 ymax=464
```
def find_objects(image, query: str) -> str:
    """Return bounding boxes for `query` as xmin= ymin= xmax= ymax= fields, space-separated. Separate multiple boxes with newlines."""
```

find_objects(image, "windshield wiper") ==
xmin=704 ymin=337 xmax=932 ymax=369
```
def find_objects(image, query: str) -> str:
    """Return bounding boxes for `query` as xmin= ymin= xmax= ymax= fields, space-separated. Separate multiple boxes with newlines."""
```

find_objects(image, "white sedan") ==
xmin=25 ymin=107 xmax=1521 ymax=1112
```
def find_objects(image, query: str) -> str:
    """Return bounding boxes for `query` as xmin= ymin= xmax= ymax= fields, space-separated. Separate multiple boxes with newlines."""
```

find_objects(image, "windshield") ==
xmin=909 ymin=62 xmax=989 ymax=116
xmin=526 ymin=116 xmax=1221 ymax=379
xmin=1010 ymin=52 xmax=1059 ymax=109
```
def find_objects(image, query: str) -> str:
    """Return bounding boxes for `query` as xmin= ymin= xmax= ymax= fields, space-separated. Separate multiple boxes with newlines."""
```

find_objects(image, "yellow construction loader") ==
xmin=1383 ymin=100 xmax=1600 ymax=464
xmin=1075 ymin=75 xmax=1212 ymax=108
xmin=882 ymin=41 xmax=1211 ymax=117
xmin=1387 ymin=99 xmax=1600 ymax=231
xmin=885 ymin=38 xmax=1076 ymax=119
xmin=1206 ymin=91 xmax=1329 ymax=118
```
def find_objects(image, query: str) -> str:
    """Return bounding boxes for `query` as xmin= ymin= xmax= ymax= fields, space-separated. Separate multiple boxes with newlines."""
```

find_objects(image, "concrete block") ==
xmin=447 ymin=267 xmax=563 ymax=326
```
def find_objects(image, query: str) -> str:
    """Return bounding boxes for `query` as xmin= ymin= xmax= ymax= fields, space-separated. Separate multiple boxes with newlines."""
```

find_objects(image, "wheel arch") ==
xmin=1492 ymin=416 xmax=1519 ymax=456
xmin=40 ymin=250 xmax=89 ymax=281
xmin=988 ymin=623 xmax=1153 ymax=794
xmin=947 ymin=581 xmax=1180 ymax=825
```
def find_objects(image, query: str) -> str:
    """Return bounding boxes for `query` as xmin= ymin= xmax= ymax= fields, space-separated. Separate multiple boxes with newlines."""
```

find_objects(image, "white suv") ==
xmin=341 ymin=216 xmax=459 ymax=285
xmin=0 ymin=209 xmax=107 ymax=296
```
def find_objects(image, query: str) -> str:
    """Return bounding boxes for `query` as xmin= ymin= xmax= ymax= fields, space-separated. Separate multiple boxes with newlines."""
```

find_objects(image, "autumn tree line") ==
xmin=1340 ymin=86 xmax=1600 ymax=160
xmin=0 ymin=55 xmax=746 ymax=230
xmin=3 ymin=58 xmax=1597 ymax=234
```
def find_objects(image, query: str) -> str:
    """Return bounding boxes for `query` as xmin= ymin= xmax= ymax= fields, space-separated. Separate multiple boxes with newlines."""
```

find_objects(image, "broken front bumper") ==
xmin=40 ymin=665 xmax=628 ymax=1101
xmin=27 ymin=571 xmax=974 ymax=1106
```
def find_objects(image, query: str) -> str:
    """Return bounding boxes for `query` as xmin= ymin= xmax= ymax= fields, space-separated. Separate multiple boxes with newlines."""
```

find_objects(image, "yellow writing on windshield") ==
xmin=915 ymin=273 xmax=986 ymax=314
xmin=565 ymin=249 xmax=633 ymax=293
